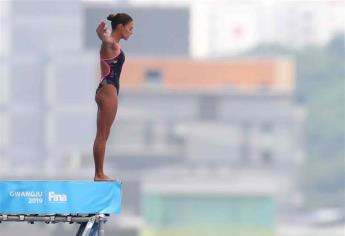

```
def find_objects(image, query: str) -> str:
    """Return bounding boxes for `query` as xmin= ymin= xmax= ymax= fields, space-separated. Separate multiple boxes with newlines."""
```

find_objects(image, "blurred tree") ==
xmin=238 ymin=34 xmax=345 ymax=209
xmin=297 ymin=34 xmax=344 ymax=209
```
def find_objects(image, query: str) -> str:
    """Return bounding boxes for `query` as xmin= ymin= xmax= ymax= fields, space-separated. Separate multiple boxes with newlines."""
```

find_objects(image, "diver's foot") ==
xmin=94 ymin=174 xmax=116 ymax=182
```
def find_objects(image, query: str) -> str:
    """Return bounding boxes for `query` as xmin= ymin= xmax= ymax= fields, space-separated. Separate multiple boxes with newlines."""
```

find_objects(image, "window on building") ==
xmin=0 ymin=63 xmax=9 ymax=104
xmin=145 ymin=69 xmax=162 ymax=85
xmin=261 ymin=149 xmax=273 ymax=164
xmin=240 ymin=122 xmax=251 ymax=163
xmin=0 ymin=113 xmax=9 ymax=149
xmin=259 ymin=80 xmax=270 ymax=91
xmin=199 ymin=95 xmax=218 ymax=120
xmin=261 ymin=122 xmax=274 ymax=133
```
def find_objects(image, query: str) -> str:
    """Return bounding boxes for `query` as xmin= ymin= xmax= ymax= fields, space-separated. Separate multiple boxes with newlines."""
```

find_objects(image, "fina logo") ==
xmin=48 ymin=192 xmax=68 ymax=203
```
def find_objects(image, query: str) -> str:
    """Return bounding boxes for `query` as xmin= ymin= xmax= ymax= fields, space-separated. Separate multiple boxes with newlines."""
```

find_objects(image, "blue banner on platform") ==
xmin=0 ymin=181 xmax=122 ymax=214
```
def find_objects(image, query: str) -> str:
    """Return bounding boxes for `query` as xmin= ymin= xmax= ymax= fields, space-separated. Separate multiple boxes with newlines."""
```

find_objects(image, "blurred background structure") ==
xmin=0 ymin=0 xmax=344 ymax=236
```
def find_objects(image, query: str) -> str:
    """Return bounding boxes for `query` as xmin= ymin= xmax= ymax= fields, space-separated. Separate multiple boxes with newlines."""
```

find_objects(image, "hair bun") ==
xmin=107 ymin=14 xmax=118 ymax=21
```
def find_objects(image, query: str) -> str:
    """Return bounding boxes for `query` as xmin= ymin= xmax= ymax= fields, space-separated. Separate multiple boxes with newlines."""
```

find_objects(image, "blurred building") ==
xmin=83 ymin=0 xmax=345 ymax=58
xmin=0 ymin=0 xmax=11 ymax=173
xmin=10 ymin=0 xmax=82 ymax=53
xmin=121 ymin=57 xmax=294 ymax=91
xmin=141 ymin=176 xmax=277 ymax=236
xmin=0 ymin=1 xmax=310 ymax=236
xmin=0 ymin=0 xmax=83 ymax=172
xmin=83 ymin=2 xmax=190 ymax=56
xmin=0 ymin=0 xmax=10 ymax=56
xmin=190 ymin=1 xmax=345 ymax=57
xmin=267 ymin=1 xmax=345 ymax=49
xmin=71 ymin=57 xmax=305 ymax=236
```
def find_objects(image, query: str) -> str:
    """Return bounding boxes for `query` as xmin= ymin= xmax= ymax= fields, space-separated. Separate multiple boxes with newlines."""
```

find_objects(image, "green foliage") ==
xmin=298 ymin=35 xmax=345 ymax=209
xmin=240 ymin=34 xmax=345 ymax=209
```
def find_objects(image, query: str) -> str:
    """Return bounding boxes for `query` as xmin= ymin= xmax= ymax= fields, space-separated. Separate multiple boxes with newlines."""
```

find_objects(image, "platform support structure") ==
xmin=0 ymin=214 xmax=109 ymax=236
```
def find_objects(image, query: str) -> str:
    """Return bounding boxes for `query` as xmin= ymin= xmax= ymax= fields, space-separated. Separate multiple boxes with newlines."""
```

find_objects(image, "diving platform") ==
xmin=0 ymin=181 xmax=122 ymax=236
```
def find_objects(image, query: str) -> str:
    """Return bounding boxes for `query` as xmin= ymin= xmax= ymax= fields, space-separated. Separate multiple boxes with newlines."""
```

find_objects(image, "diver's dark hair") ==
xmin=107 ymin=13 xmax=133 ymax=30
